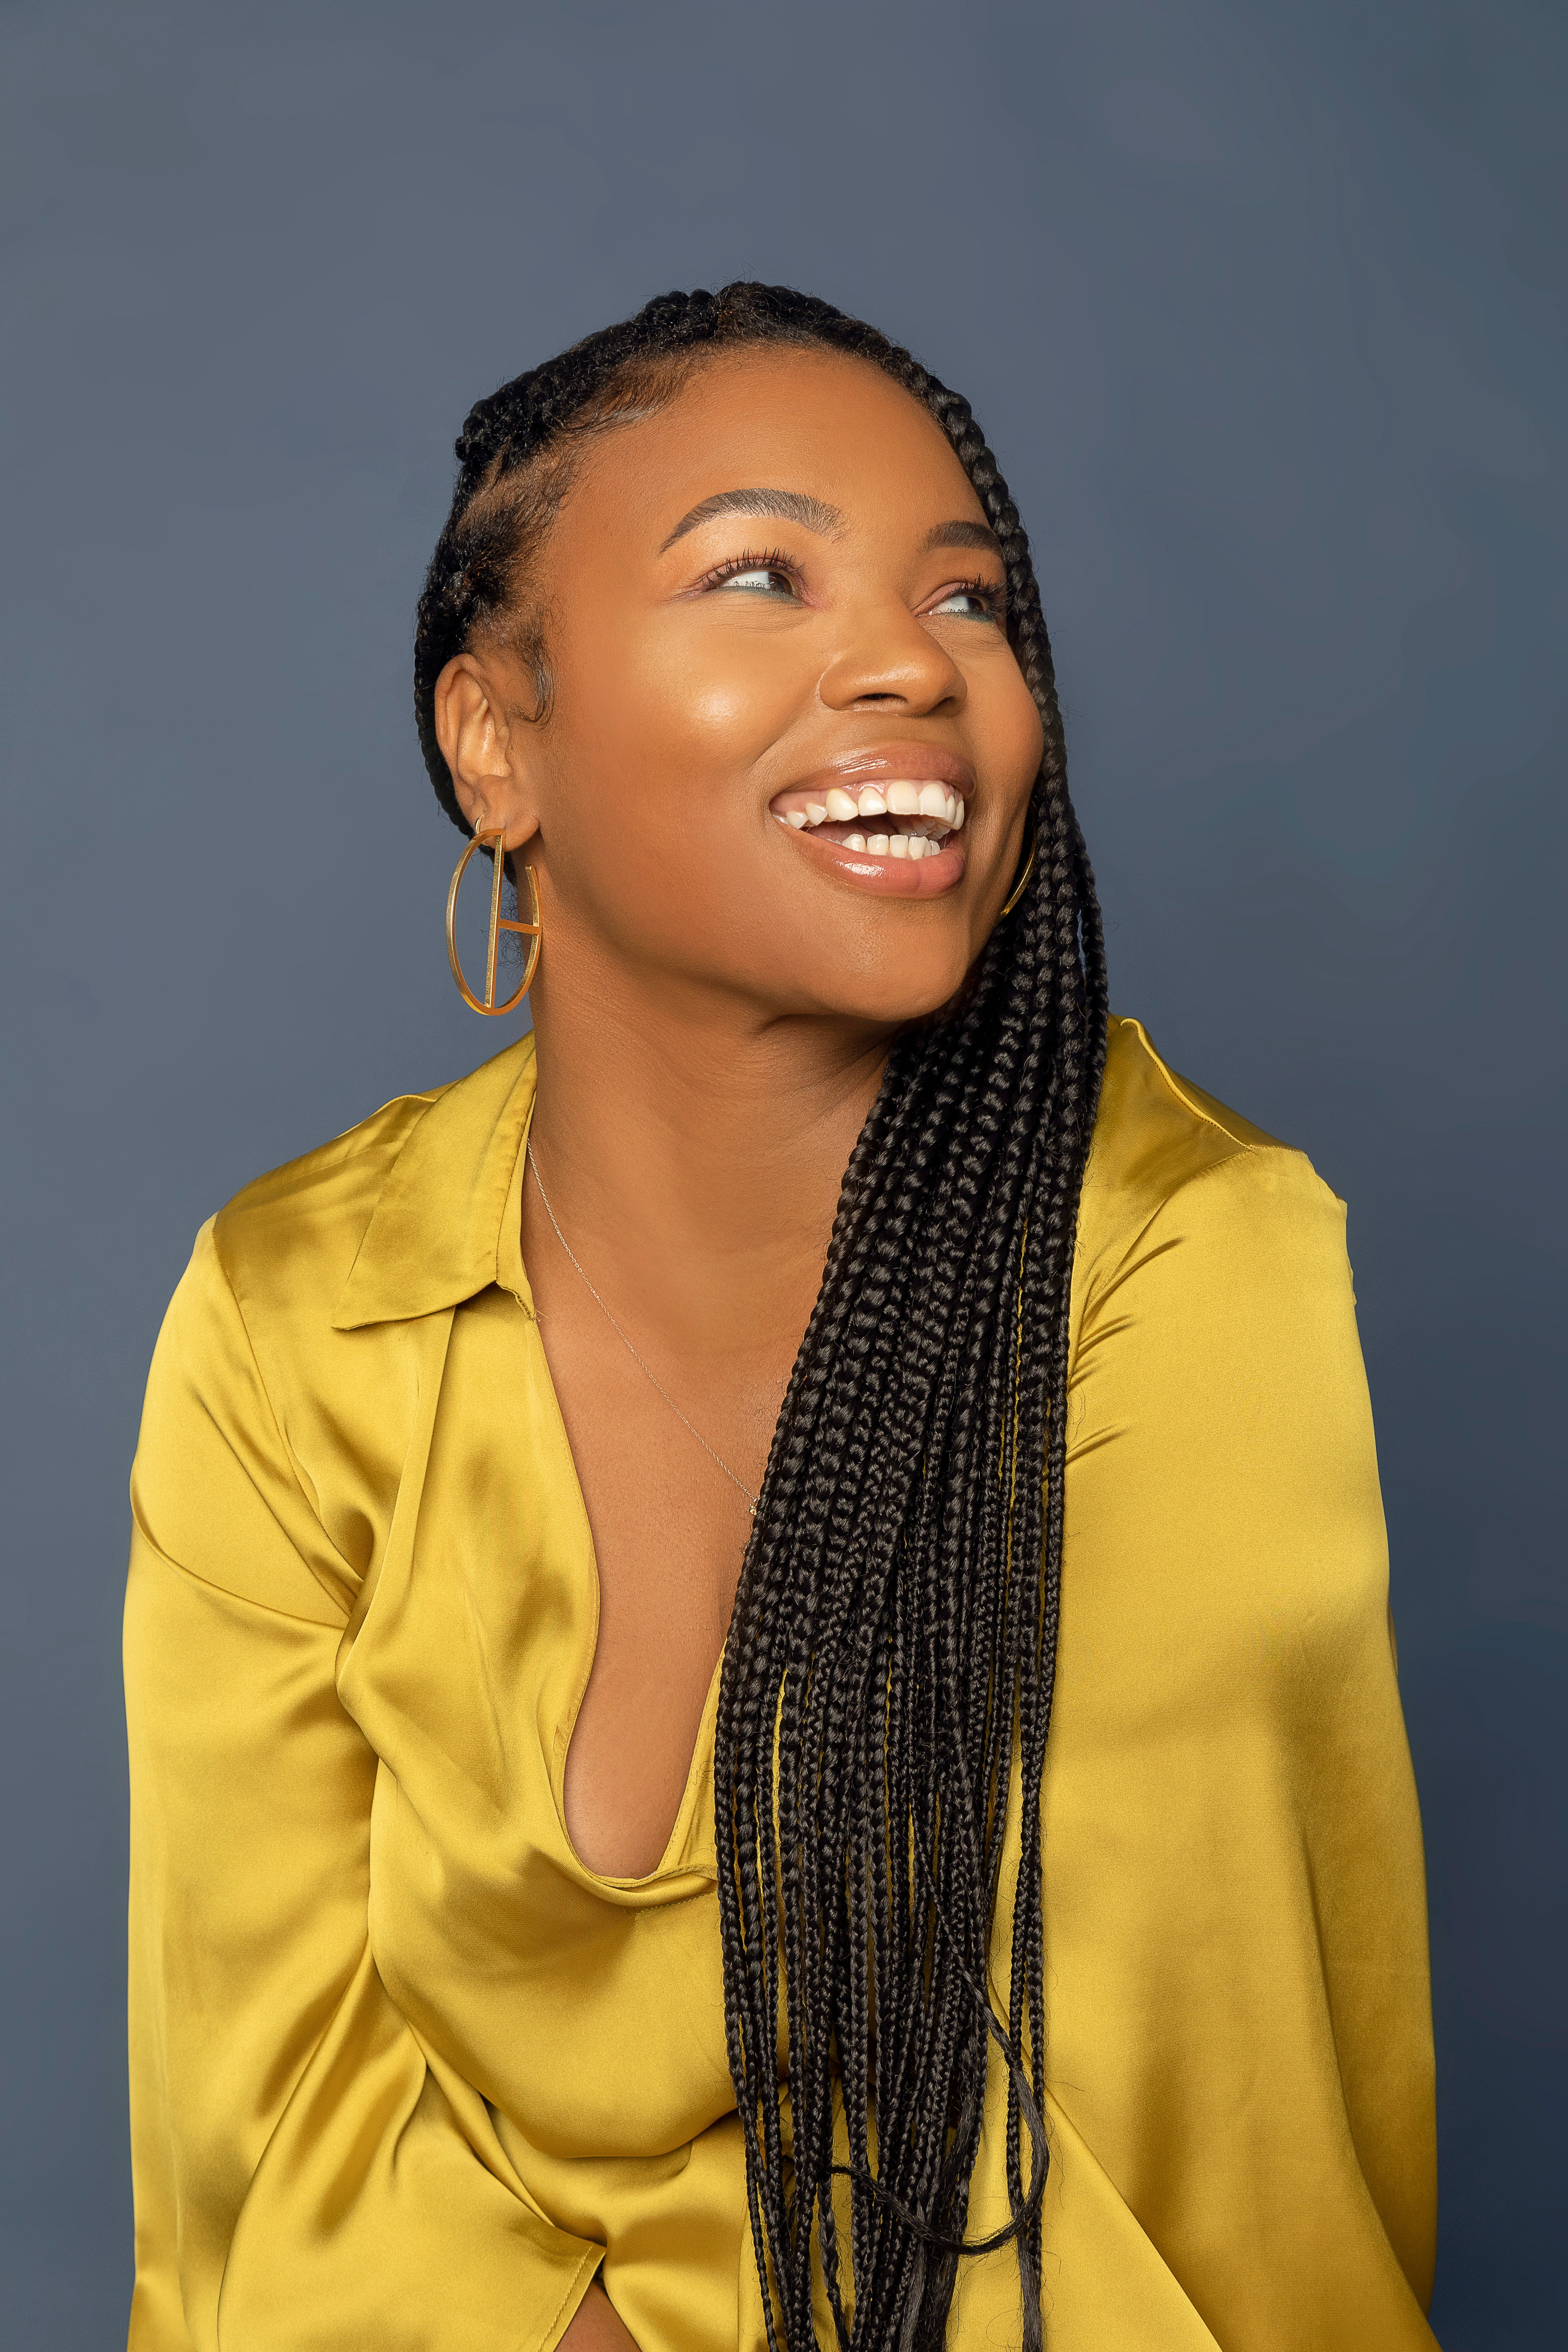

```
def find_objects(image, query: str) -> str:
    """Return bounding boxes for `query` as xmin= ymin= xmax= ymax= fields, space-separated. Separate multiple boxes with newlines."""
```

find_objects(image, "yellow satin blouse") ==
xmin=125 ymin=1015 xmax=1438 ymax=2351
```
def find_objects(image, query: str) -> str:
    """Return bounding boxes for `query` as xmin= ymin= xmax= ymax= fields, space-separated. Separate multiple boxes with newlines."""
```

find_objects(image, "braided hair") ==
xmin=415 ymin=285 xmax=1107 ymax=2350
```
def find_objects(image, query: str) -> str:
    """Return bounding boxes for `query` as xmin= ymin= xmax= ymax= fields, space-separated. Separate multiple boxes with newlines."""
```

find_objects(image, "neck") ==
xmin=523 ymin=958 xmax=890 ymax=1360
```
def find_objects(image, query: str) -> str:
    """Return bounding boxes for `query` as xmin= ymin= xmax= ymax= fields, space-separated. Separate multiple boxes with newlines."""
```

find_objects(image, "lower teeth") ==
xmin=775 ymin=808 xmax=954 ymax=860
xmin=776 ymin=816 xmax=946 ymax=858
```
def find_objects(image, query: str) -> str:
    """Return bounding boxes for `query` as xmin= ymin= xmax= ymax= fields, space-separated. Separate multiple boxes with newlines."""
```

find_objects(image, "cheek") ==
xmin=988 ymin=659 xmax=1045 ymax=789
xmin=547 ymin=612 xmax=804 ymax=828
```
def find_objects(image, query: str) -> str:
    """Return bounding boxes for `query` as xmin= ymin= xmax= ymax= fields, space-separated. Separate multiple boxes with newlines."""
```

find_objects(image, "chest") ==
xmin=520 ymin=1233 xmax=797 ymax=1879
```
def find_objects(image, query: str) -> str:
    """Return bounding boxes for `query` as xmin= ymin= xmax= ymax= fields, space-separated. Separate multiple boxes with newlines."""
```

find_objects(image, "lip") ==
xmin=766 ymin=741 xmax=975 ymax=898
xmin=790 ymin=741 xmax=976 ymax=801
xmin=787 ymin=826 xmax=968 ymax=897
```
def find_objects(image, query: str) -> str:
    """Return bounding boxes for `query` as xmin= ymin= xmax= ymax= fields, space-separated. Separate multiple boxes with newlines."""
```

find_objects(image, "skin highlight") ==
xmin=433 ymin=349 xmax=1044 ymax=1973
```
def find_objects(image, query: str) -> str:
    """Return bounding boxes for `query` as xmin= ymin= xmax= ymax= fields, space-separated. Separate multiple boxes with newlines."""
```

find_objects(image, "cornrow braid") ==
xmin=414 ymin=285 xmax=1108 ymax=2351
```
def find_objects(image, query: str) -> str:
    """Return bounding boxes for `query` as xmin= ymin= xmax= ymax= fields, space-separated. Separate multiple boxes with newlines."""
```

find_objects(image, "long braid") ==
xmin=414 ymin=285 xmax=1109 ymax=2349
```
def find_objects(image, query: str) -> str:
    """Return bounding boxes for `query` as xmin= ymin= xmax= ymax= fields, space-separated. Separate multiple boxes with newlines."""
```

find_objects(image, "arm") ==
xmin=953 ymin=1142 xmax=1438 ymax=2347
xmin=1054 ymin=1143 xmax=1437 ymax=2329
xmin=126 ymin=1225 xmax=603 ymax=2351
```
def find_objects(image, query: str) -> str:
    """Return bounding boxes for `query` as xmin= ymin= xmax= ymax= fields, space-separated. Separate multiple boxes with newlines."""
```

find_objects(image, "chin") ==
xmin=787 ymin=953 xmax=979 ymax=1031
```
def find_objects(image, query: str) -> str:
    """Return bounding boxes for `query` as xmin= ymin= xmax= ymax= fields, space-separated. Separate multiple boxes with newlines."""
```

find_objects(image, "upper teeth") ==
xmin=781 ymin=780 xmax=965 ymax=834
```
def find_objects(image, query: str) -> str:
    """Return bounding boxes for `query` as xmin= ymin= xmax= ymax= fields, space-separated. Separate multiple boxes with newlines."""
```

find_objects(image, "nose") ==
xmin=817 ymin=596 xmax=966 ymax=718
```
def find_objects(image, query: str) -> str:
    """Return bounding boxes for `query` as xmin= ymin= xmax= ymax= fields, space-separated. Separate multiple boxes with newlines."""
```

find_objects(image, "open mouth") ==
xmin=769 ymin=777 xmax=965 ymax=861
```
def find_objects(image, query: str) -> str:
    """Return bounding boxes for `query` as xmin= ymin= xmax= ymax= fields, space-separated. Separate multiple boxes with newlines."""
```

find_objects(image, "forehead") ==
xmin=563 ymin=347 xmax=988 ymax=550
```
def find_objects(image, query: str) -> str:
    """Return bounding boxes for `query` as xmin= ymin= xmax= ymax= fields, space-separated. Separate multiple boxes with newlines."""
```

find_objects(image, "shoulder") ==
xmin=146 ymin=1080 xmax=451 ymax=1455
xmin=1074 ymin=1015 xmax=1350 ymax=1323
xmin=178 ymin=1029 xmax=534 ymax=1378
xmin=208 ymin=1083 xmax=443 ymax=1320
xmin=1062 ymin=1025 xmax=1387 ymax=1657
xmin=134 ymin=1093 xmax=454 ymax=1616
xmin=139 ymin=1057 xmax=517 ymax=1606
xmin=194 ymin=1082 xmax=447 ymax=1345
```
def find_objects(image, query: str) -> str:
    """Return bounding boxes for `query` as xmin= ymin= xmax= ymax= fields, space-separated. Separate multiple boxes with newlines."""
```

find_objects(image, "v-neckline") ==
xmin=503 ymin=1083 xmax=727 ymax=1894
xmin=524 ymin=1294 xmax=725 ymax=1893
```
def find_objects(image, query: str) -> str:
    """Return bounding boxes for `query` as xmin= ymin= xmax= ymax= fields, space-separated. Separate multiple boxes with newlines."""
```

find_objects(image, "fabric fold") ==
xmin=126 ymin=1016 xmax=1438 ymax=2351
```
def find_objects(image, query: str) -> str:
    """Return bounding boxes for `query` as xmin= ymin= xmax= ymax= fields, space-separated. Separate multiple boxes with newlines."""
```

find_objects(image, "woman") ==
xmin=125 ymin=285 xmax=1437 ymax=2351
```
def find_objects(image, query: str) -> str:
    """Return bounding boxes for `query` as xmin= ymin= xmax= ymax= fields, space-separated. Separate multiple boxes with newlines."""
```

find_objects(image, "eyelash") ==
xmin=697 ymin=546 xmax=799 ymax=592
xmin=695 ymin=548 xmax=1007 ymax=619
xmin=939 ymin=574 xmax=1007 ymax=621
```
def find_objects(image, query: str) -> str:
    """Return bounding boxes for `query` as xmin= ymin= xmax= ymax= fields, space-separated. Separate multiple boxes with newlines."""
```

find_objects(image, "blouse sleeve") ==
xmin=125 ymin=1224 xmax=602 ymax=2352
xmin=952 ymin=1140 xmax=1439 ymax=2348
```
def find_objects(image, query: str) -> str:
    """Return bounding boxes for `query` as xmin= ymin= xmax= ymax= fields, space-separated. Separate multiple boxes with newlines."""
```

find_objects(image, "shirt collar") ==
xmin=332 ymin=1034 xmax=538 ymax=1330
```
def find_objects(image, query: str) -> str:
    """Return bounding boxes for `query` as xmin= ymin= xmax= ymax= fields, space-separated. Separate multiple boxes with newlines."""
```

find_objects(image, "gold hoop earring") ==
xmin=999 ymin=817 xmax=1037 ymax=918
xmin=446 ymin=829 xmax=541 ymax=1015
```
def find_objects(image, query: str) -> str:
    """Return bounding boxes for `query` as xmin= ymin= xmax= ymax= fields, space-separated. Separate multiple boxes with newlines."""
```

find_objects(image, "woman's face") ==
xmin=439 ymin=347 xmax=1045 ymax=1032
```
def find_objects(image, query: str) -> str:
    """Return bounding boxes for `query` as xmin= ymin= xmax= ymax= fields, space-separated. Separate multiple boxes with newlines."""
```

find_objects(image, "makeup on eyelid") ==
xmin=696 ymin=546 xmax=1005 ymax=621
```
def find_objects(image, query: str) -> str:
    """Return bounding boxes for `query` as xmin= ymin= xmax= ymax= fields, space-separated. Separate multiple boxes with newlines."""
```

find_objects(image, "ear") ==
xmin=433 ymin=652 xmax=541 ymax=848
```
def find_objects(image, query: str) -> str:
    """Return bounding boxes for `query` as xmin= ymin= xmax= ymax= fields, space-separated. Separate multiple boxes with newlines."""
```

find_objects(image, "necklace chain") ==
xmin=526 ymin=1139 xmax=758 ymax=1517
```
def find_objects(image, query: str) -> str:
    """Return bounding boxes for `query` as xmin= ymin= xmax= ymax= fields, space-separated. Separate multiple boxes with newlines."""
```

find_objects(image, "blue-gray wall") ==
xmin=1 ymin=4 xmax=1561 ymax=2342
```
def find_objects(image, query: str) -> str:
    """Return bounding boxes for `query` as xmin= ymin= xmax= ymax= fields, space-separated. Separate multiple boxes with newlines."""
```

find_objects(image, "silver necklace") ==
xmin=526 ymin=1139 xmax=758 ymax=1518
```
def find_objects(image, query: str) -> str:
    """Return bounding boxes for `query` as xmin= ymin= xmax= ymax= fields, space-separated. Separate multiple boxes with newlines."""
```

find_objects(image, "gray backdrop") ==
xmin=1 ymin=2 xmax=1562 ymax=2343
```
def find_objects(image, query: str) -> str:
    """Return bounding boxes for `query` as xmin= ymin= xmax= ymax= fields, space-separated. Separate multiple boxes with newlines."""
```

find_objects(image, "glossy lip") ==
xmin=767 ymin=740 xmax=974 ymax=900
xmin=786 ymin=825 xmax=967 ymax=897
xmin=784 ymin=741 xmax=976 ymax=801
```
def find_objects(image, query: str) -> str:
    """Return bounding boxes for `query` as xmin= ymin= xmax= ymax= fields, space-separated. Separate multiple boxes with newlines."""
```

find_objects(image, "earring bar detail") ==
xmin=446 ymin=829 xmax=541 ymax=1015
xmin=999 ymin=816 xmax=1037 ymax=918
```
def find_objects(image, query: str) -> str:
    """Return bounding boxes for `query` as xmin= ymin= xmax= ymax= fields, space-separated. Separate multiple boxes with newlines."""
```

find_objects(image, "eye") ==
xmin=718 ymin=565 xmax=796 ymax=597
xmin=700 ymin=541 xmax=804 ymax=597
xmin=701 ymin=548 xmax=801 ymax=601
xmin=929 ymin=582 xmax=1004 ymax=621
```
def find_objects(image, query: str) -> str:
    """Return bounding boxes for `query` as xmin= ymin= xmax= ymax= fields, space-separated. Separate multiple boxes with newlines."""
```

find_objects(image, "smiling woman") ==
xmin=124 ymin=287 xmax=1438 ymax=2352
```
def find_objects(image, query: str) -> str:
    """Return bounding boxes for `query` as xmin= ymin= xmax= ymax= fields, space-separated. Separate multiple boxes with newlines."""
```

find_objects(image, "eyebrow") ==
xmin=659 ymin=486 xmax=844 ymax=552
xmin=924 ymin=519 xmax=1003 ymax=556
